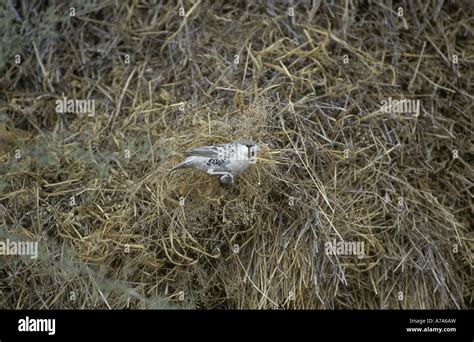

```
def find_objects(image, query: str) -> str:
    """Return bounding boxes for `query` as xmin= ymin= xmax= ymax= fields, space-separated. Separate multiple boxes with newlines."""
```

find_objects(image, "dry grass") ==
xmin=0 ymin=0 xmax=472 ymax=309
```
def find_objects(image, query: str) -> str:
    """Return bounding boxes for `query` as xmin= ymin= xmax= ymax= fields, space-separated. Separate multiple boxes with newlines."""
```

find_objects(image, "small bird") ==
xmin=170 ymin=139 xmax=259 ymax=185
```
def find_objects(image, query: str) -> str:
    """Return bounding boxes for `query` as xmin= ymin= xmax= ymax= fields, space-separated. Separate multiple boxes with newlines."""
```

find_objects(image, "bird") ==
xmin=170 ymin=139 xmax=259 ymax=185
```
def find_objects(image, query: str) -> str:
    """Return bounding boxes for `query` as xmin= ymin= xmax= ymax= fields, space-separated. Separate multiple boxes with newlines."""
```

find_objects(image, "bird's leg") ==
xmin=207 ymin=169 xmax=232 ymax=178
xmin=207 ymin=169 xmax=234 ymax=184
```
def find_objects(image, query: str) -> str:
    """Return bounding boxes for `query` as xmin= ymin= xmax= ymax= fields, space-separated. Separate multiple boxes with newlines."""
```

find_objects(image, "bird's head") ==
xmin=236 ymin=139 xmax=259 ymax=162
xmin=236 ymin=138 xmax=258 ymax=150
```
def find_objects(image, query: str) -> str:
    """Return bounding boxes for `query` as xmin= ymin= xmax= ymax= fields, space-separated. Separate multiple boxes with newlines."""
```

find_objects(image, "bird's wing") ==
xmin=184 ymin=144 xmax=234 ymax=158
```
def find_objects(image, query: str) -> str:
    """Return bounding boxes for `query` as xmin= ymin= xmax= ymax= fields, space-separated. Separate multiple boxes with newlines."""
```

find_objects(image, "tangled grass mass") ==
xmin=0 ymin=0 xmax=472 ymax=309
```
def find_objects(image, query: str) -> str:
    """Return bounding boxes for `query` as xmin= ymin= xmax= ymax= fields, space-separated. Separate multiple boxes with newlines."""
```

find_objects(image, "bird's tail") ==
xmin=168 ymin=160 xmax=191 ymax=173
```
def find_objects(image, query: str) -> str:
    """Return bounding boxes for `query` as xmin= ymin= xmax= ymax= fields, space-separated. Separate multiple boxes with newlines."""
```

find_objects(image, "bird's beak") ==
xmin=248 ymin=145 xmax=258 ymax=163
